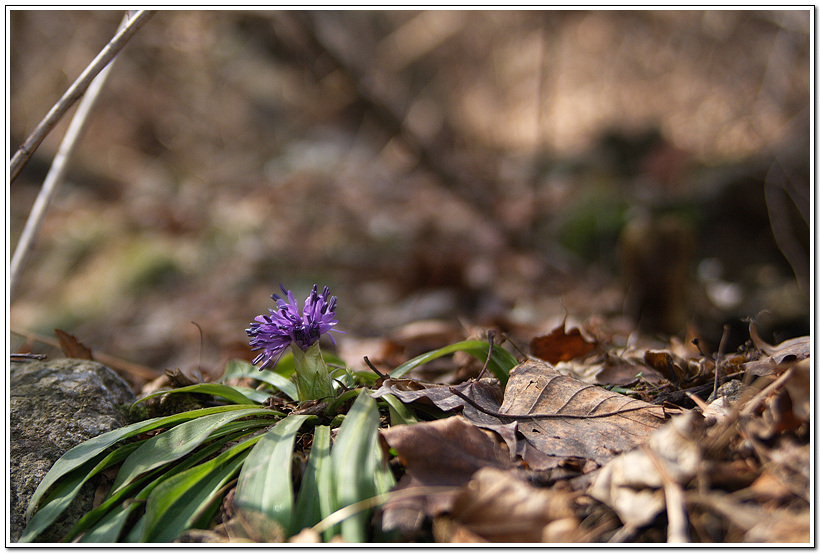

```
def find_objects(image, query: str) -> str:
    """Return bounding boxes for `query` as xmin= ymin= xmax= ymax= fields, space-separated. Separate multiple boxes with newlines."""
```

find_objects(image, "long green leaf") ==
xmin=20 ymin=467 xmax=89 ymax=543
xmin=67 ymin=429 xmax=251 ymax=542
xmin=388 ymin=340 xmax=518 ymax=383
xmin=329 ymin=391 xmax=385 ymax=542
xmin=380 ymin=393 xmax=418 ymax=425
xmin=291 ymin=425 xmax=331 ymax=535
xmin=132 ymin=383 xmax=259 ymax=408
xmin=141 ymin=438 xmax=256 ymax=542
xmin=19 ymin=441 xmax=141 ymax=542
xmin=233 ymin=414 xmax=313 ymax=535
xmin=109 ymin=408 xmax=267 ymax=495
xmin=221 ymin=359 xmax=298 ymax=401
xmin=78 ymin=501 xmax=137 ymax=543
xmin=25 ymin=404 xmax=263 ymax=521
xmin=77 ymin=437 xmax=237 ymax=543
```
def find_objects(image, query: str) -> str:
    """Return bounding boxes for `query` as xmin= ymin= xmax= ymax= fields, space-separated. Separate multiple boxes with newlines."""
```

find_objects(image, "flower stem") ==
xmin=291 ymin=342 xmax=335 ymax=401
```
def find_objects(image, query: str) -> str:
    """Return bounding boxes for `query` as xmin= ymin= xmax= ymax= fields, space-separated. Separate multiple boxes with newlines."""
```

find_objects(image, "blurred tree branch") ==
xmin=9 ymin=10 xmax=154 ymax=183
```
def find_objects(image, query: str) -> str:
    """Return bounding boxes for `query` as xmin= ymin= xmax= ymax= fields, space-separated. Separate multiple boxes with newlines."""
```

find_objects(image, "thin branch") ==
xmin=10 ymin=11 xmax=151 ymax=300
xmin=9 ymin=9 xmax=155 ymax=182
xmin=474 ymin=329 xmax=496 ymax=381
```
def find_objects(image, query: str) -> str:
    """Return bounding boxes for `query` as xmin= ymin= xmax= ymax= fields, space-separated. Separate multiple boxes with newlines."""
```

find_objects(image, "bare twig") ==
xmin=10 ymin=11 xmax=153 ymax=300
xmin=9 ymin=10 xmax=155 ymax=183
xmin=711 ymin=323 xmax=730 ymax=400
xmin=474 ymin=329 xmax=496 ymax=381
xmin=10 ymin=353 xmax=48 ymax=361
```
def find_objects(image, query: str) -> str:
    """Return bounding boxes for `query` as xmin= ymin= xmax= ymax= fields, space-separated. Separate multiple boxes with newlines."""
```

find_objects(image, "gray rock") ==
xmin=9 ymin=358 xmax=136 ymax=543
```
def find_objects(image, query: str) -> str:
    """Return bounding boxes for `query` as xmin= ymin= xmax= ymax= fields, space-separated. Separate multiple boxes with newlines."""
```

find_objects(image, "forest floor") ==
xmin=9 ymin=10 xmax=812 ymax=544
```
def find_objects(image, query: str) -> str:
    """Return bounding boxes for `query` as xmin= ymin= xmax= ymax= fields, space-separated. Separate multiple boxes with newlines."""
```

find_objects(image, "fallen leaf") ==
xmin=164 ymin=368 xmax=198 ymax=388
xmin=54 ymin=328 xmax=94 ymax=360
xmin=749 ymin=322 xmax=810 ymax=364
xmin=371 ymin=379 xmax=521 ymax=463
xmin=371 ymin=378 xmax=502 ymax=415
xmin=498 ymin=360 xmax=669 ymax=466
xmin=379 ymin=416 xmax=516 ymax=534
xmin=530 ymin=322 xmax=596 ymax=364
xmin=588 ymin=411 xmax=703 ymax=528
xmin=644 ymin=350 xmax=689 ymax=385
xmin=440 ymin=467 xmax=579 ymax=543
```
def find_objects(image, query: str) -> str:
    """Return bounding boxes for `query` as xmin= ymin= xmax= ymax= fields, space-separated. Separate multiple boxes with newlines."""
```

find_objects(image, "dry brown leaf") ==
xmin=588 ymin=411 xmax=703 ymax=528
xmin=371 ymin=378 xmax=501 ymax=414
xmin=381 ymin=415 xmax=515 ymax=489
xmin=530 ymin=322 xmax=596 ymax=364
xmin=499 ymin=360 xmax=669 ymax=466
xmin=441 ymin=467 xmax=579 ymax=543
xmin=749 ymin=323 xmax=810 ymax=364
xmin=54 ymin=328 xmax=94 ymax=360
xmin=644 ymin=350 xmax=689 ymax=385
xmin=744 ymin=359 xmax=811 ymax=440
xmin=379 ymin=416 xmax=516 ymax=534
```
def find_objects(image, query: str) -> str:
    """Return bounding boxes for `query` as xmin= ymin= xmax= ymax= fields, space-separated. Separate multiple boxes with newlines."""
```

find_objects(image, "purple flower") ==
xmin=247 ymin=284 xmax=341 ymax=370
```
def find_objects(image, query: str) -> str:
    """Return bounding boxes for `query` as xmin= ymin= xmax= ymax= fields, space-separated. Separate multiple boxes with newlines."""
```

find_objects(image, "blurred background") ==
xmin=9 ymin=9 xmax=811 ymax=386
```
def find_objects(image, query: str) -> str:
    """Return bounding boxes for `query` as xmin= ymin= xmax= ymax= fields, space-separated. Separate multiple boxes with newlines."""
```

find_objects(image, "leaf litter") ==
xmin=369 ymin=318 xmax=810 ymax=543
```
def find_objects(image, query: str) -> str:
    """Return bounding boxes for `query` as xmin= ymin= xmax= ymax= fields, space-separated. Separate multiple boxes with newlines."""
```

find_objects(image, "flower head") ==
xmin=247 ymin=284 xmax=341 ymax=370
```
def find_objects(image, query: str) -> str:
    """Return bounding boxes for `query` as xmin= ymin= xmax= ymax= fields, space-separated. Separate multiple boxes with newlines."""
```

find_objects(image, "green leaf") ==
xmin=109 ymin=408 xmax=268 ymax=496
xmin=227 ymin=385 xmax=274 ymax=404
xmin=380 ymin=393 xmax=418 ymax=425
xmin=78 ymin=500 xmax=138 ymax=543
xmin=19 ymin=441 xmax=142 ymax=542
xmin=221 ymin=359 xmax=298 ymax=401
xmin=140 ymin=438 xmax=257 ymax=542
xmin=254 ymin=372 xmax=299 ymax=402
xmin=122 ymin=510 xmax=146 ymax=543
xmin=291 ymin=425 xmax=331 ymax=535
xmin=25 ymin=404 xmax=264 ymax=522
xmin=66 ymin=427 xmax=258 ymax=542
xmin=77 ymin=437 xmax=236 ymax=543
xmin=329 ymin=391 xmax=390 ymax=542
xmin=389 ymin=340 xmax=518 ymax=384
xmin=132 ymin=383 xmax=260 ymax=407
xmin=233 ymin=414 xmax=313 ymax=535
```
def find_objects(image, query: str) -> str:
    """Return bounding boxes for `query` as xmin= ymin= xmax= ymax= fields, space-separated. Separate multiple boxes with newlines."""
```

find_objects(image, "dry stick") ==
xmin=711 ymin=323 xmax=730 ymax=400
xmin=9 ymin=10 xmax=155 ymax=183
xmin=9 ymin=11 xmax=152 ymax=300
xmin=474 ymin=329 xmax=496 ymax=381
